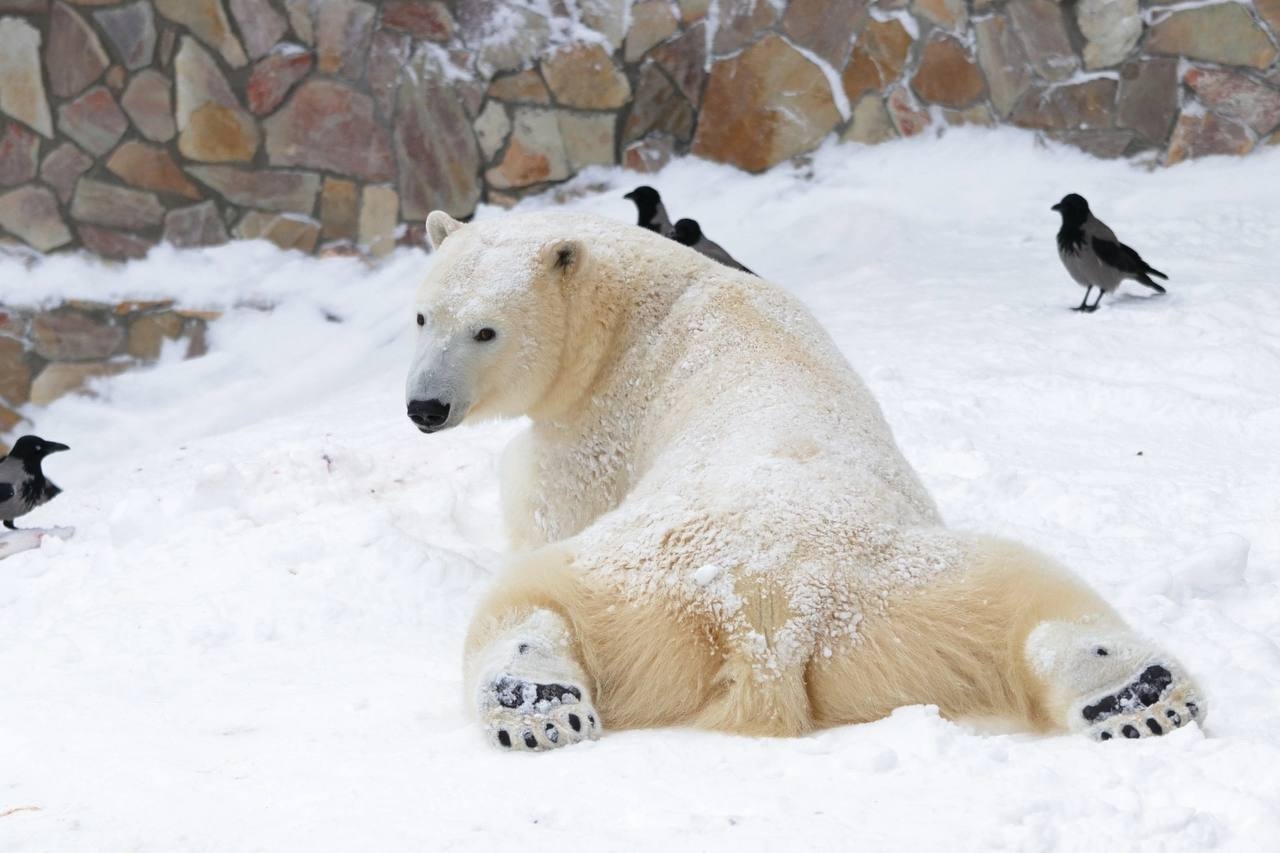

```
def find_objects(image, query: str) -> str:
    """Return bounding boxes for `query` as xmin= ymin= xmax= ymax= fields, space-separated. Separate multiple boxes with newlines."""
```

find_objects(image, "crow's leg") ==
xmin=3 ymin=520 xmax=16 ymax=530
xmin=1074 ymin=287 xmax=1094 ymax=312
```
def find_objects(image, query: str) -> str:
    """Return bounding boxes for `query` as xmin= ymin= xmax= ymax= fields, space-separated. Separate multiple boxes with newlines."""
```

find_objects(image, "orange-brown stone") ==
xmin=842 ymin=20 xmax=913 ymax=103
xmin=692 ymin=35 xmax=841 ymax=173
xmin=912 ymin=36 xmax=986 ymax=108
xmin=107 ymin=140 xmax=201 ymax=199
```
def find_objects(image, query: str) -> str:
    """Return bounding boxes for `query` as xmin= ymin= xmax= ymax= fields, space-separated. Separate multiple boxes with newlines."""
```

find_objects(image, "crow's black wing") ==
xmin=0 ymin=482 xmax=12 ymax=502
xmin=1092 ymin=236 xmax=1167 ymax=279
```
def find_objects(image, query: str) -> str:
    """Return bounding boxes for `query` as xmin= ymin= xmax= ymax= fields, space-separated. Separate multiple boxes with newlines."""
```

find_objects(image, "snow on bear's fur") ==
xmin=406 ymin=209 xmax=1206 ymax=750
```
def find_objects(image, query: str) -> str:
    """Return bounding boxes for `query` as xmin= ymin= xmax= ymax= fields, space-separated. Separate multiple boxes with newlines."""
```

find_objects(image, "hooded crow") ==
xmin=671 ymin=218 xmax=755 ymax=275
xmin=623 ymin=186 xmax=673 ymax=235
xmin=1052 ymin=193 xmax=1168 ymax=312
xmin=0 ymin=435 xmax=69 ymax=530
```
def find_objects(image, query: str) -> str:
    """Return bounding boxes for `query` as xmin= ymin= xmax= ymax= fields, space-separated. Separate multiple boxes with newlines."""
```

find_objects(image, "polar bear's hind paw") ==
xmin=1082 ymin=664 xmax=1203 ymax=742
xmin=485 ymin=675 xmax=600 ymax=751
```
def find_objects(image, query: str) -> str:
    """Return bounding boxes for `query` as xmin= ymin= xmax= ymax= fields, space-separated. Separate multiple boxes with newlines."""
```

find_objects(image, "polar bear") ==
xmin=406 ymin=209 xmax=1205 ymax=751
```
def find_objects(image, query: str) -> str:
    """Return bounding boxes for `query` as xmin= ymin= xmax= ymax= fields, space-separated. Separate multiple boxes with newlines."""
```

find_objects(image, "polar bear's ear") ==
xmin=426 ymin=211 xmax=464 ymax=250
xmin=539 ymin=238 xmax=587 ymax=279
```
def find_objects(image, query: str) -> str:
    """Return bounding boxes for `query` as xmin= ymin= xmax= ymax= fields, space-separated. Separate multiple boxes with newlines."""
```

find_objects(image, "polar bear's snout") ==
xmin=407 ymin=398 xmax=451 ymax=433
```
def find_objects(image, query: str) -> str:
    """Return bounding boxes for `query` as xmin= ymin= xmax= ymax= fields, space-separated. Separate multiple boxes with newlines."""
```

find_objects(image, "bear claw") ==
xmin=1081 ymin=661 xmax=1204 ymax=743
xmin=484 ymin=674 xmax=600 ymax=751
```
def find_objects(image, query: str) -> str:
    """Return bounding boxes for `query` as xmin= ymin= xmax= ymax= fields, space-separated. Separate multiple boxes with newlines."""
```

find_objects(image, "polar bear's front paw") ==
xmin=483 ymin=675 xmax=601 ymax=751
xmin=1079 ymin=663 xmax=1205 ymax=742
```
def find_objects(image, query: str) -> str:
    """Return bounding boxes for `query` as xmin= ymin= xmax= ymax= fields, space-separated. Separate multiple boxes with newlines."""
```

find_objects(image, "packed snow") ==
xmin=2 ymin=129 xmax=1279 ymax=851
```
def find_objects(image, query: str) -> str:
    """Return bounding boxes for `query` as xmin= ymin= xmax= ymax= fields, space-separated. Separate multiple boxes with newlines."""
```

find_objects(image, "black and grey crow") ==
xmin=0 ymin=435 xmax=69 ymax=530
xmin=671 ymin=218 xmax=755 ymax=275
xmin=1052 ymin=194 xmax=1168 ymax=312
xmin=623 ymin=186 xmax=673 ymax=235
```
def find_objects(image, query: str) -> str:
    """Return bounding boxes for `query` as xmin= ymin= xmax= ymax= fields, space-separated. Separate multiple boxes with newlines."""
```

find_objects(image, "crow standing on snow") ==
xmin=623 ymin=186 xmax=673 ymax=235
xmin=0 ymin=435 xmax=69 ymax=530
xmin=1052 ymin=193 xmax=1168 ymax=312
xmin=672 ymin=218 xmax=756 ymax=275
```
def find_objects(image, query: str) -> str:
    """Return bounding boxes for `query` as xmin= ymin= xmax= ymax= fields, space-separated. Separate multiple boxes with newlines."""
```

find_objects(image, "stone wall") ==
xmin=0 ymin=300 xmax=216 ymax=442
xmin=0 ymin=0 xmax=1277 ymax=262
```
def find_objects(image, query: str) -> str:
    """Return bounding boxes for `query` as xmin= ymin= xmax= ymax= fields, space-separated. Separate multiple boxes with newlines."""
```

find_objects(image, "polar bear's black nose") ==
xmin=408 ymin=398 xmax=450 ymax=431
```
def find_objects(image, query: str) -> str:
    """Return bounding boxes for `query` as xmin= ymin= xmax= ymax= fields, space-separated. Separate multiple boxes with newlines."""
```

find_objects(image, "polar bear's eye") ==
xmin=474 ymin=328 xmax=497 ymax=342
xmin=416 ymin=313 xmax=425 ymax=327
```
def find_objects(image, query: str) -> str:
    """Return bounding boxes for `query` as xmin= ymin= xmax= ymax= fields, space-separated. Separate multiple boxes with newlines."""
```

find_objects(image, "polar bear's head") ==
xmin=405 ymin=211 xmax=587 ymax=433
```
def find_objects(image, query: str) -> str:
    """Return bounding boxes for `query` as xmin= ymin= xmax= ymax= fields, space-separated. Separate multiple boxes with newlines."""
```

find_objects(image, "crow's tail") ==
xmin=1144 ymin=265 xmax=1169 ymax=280
xmin=1136 ymin=274 xmax=1167 ymax=293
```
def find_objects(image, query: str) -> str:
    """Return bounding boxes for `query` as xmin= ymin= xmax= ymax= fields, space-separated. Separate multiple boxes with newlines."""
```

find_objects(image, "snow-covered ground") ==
xmin=2 ymin=130 xmax=1279 ymax=851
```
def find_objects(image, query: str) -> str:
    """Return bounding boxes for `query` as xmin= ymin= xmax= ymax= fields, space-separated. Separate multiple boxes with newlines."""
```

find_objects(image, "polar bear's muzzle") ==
xmin=407 ymin=398 xmax=453 ymax=433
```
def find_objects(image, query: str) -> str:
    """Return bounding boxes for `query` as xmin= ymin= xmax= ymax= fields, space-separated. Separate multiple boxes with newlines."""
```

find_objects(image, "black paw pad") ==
xmin=497 ymin=730 xmax=512 ymax=748
xmin=1122 ymin=725 xmax=1140 ymax=739
xmin=1145 ymin=718 xmax=1163 ymax=735
xmin=522 ymin=731 xmax=537 ymax=749
xmin=1082 ymin=665 xmax=1174 ymax=724
xmin=1186 ymin=702 xmax=1199 ymax=719
xmin=567 ymin=714 xmax=582 ymax=732
xmin=1099 ymin=731 xmax=1113 ymax=741
xmin=1166 ymin=709 xmax=1181 ymax=726
xmin=545 ymin=724 xmax=559 ymax=744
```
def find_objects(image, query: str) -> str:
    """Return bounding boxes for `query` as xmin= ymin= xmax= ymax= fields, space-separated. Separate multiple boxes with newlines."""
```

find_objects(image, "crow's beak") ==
xmin=44 ymin=441 xmax=69 ymax=454
xmin=1051 ymin=203 xmax=1061 ymax=211
xmin=623 ymin=192 xmax=634 ymax=200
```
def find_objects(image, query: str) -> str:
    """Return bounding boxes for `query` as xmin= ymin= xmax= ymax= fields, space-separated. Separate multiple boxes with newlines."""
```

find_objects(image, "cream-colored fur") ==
xmin=409 ymin=210 xmax=1205 ymax=749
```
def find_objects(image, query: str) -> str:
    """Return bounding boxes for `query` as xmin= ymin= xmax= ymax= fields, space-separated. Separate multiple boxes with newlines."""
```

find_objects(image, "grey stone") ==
xmin=357 ymin=184 xmax=397 ymax=258
xmin=0 ymin=17 xmax=54 ymax=137
xmin=1146 ymin=4 xmax=1278 ymax=70
xmin=394 ymin=58 xmax=482 ymax=219
xmin=57 ymin=86 xmax=128 ymax=156
xmin=155 ymin=0 xmax=248 ymax=68
xmin=624 ymin=60 xmax=695 ymax=144
xmin=121 ymin=69 xmax=176 ymax=142
xmin=1117 ymin=59 xmax=1178 ymax=146
xmin=781 ymin=0 xmax=868 ymax=67
xmin=164 ymin=201 xmax=230 ymax=248
xmin=263 ymin=79 xmax=392 ymax=180
xmin=1011 ymin=79 xmax=1118 ymax=131
xmin=174 ymin=37 xmax=260 ymax=162
xmin=474 ymin=101 xmax=511 ymax=161
xmin=39 ymin=142 xmax=93 ymax=203
xmin=558 ymin=111 xmax=617 ymax=171
xmin=30 ymin=360 xmax=131 ymax=404
xmin=316 ymin=0 xmax=374 ymax=80
xmin=0 ymin=120 xmax=39 ymax=187
xmin=1047 ymin=129 xmax=1137 ymax=159
xmin=31 ymin=310 xmax=125 ymax=361
xmin=0 ymin=185 xmax=71 ymax=251
xmin=484 ymin=108 xmax=571 ymax=190
xmin=975 ymin=13 xmax=1033 ymax=118
xmin=717 ymin=0 xmax=782 ymax=56
xmin=579 ymin=0 xmax=626 ymax=49
xmin=625 ymin=0 xmax=679 ymax=63
xmin=1008 ymin=0 xmax=1079 ymax=82
xmin=229 ymin=0 xmax=288 ymax=60
xmin=651 ymin=23 xmax=707 ymax=108
xmin=841 ymin=94 xmax=898 ymax=145
xmin=235 ymin=210 xmax=320 ymax=253
xmin=1076 ymin=0 xmax=1140 ymax=70
xmin=47 ymin=0 xmax=111 ymax=97
xmin=455 ymin=0 xmax=551 ymax=75
xmin=94 ymin=1 xmax=157 ymax=71
xmin=186 ymin=165 xmax=320 ymax=213
xmin=77 ymin=225 xmax=156 ymax=260
xmin=71 ymin=178 xmax=166 ymax=230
